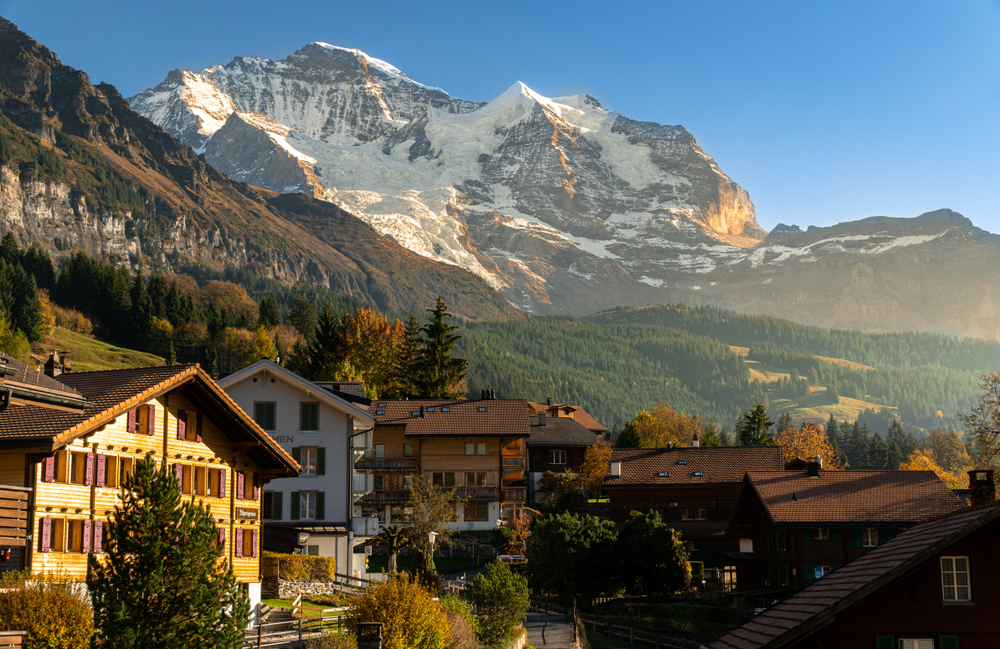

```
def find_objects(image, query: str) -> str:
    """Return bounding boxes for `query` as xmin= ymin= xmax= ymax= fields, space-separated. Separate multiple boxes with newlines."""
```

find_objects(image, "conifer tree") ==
xmin=738 ymin=402 xmax=774 ymax=446
xmin=286 ymin=297 xmax=318 ymax=339
xmin=307 ymin=305 xmax=345 ymax=380
xmin=776 ymin=412 xmax=793 ymax=433
xmin=258 ymin=295 xmax=281 ymax=329
xmin=90 ymin=455 xmax=249 ymax=648
xmin=166 ymin=341 xmax=177 ymax=365
xmin=130 ymin=273 xmax=152 ymax=349
xmin=419 ymin=297 xmax=468 ymax=399
xmin=392 ymin=311 xmax=423 ymax=398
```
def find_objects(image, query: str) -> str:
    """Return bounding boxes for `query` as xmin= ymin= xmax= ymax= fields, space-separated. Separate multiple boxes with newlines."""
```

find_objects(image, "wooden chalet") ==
xmin=527 ymin=413 xmax=602 ymax=504
xmin=0 ymin=357 xmax=298 ymax=613
xmin=356 ymin=397 xmax=530 ymax=529
xmin=726 ymin=463 xmax=963 ymax=604
xmin=528 ymin=399 xmax=609 ymax=436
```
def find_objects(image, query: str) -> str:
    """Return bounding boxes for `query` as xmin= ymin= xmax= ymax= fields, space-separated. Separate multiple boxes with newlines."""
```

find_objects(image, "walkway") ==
xmin=524 ymin=611 xmax=576 ymax=648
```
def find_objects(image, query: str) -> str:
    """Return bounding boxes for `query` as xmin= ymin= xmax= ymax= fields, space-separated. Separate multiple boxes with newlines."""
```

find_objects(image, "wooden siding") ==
xmin=29 ymin=389 xmax=264 ymax=582
xmin=0 ymin=453 xmax=25 ymax=488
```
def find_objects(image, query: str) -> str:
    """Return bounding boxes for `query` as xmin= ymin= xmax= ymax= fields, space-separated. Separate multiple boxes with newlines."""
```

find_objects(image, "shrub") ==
xmin=307 ymin=632 xmax=358 ymax=649
xmin=347 ymin=573 xmax=450 ymax=649
xmin=439 ymin=595 xmax=477 ymax=649
xmin=0 ymin=570 xmax=94 ymax=649
xmin=263 ymin=551 xmax=336 ymax=580
xmin=466 ymin=561 xmax=530 ymax=646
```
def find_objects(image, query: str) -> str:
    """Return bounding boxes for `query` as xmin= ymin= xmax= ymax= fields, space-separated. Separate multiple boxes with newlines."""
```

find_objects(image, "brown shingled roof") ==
xmin=527 ymin=401 xmax=609 ymax=433
xmin=528 ymin=416 xmax=601 ymax=447
xmin=604 ymin=446 xmax=784 ymax=487
xmin=371 ymin=399 xmax=530 ymax=438
xmin=0 ymin=353 xmax=88 ymax=408
xmin=709 ymin=505 xmax=1000 ymax=649
xmin=742 ymin=470 xmax=963 ymax=526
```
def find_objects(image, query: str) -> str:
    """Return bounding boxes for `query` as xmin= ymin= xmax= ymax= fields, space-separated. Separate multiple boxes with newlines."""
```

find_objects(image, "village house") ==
xmin=603 ymin=445 xmax=785 ymax=560
xmin=0 ymin=355 xmax=298 ymax=616
xmin=526 ymin=412 xmax=602 ymax=504
xmin=709 ymin=478 xmax=1000 ymax=649
xmin=355 ymin=396 xmax=529 ymax=530
xmin=218 ymin=360 xmax=375 ymax=574
xmin=726 ymin=462 xmax=963 ymax=604
xmin=527 ymin=399 xmax=610 ymax=437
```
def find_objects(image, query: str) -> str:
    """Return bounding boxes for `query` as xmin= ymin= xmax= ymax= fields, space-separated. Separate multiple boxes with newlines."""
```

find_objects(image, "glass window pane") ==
xmin=300 ymin=403 xmax=319 ymax=431
xmin=403 ymin=444 xmax=413 ymax=457
xmin=445 ymin=473 xmax=455 ymax=487
xmin=477 ymin=443 xmax=486 ymax=455
xmin=465 ymin=443 xmax=474 ymax=455
xmin=254 ymin=403 xmax=276 ymax=430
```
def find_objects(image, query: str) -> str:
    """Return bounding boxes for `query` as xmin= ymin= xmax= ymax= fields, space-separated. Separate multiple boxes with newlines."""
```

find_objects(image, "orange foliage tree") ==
xmin=630 ymin=402 xmax=703 ymax=448
xmin=774 ymin=422 xmax=843 ymax=470
xmin=579 ymin=441 xmax=613 ymax=497
xmin=899 ymin=449 xmax=967 ymax=489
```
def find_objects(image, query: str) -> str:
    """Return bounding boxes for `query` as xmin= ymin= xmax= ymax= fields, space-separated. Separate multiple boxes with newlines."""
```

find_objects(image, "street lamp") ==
xmin=427 ymin=531 xmax=438 ymax=573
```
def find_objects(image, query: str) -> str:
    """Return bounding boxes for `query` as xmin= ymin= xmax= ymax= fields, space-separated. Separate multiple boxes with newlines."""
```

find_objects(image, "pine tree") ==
xmin=0 ymin=232 xmax=19 ymax=266
xmin=166 ymin=341 xmax=177 ymax=365
xmin=12 ymin=269 xmax=43 ymax=342
xmin=776 ymin=412 xmax=793 ymax=433
xmin=392 ymin=311 xmax=423 ymax=398
xmin=419 ymin=297 xmax=468 ymax=399
xmin=738 ymin=402 xmax=774 ymax=446
xmin=205 ymin=347 xmax=219 ymax=380
xmin=307 ymin=305 xmax=345 ymax=380
xmin=286 ymin=297 xmax=318 ymax=339
xmin=258 ymin=295 xmax=281 ymax=329
xmin=90 ymin=455 xmax=250 ymax=648
xmin=130 ymin=273 xmax=153 ymax=349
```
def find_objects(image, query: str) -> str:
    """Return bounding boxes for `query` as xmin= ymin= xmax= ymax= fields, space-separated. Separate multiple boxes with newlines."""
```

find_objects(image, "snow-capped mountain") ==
xmin=130 ymin=43 xmax=764 ymax=314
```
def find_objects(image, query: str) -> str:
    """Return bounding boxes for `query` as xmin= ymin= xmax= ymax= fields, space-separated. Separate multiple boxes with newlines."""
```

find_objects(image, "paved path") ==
xmin=524 ymin=611 xmax=575 ymax=648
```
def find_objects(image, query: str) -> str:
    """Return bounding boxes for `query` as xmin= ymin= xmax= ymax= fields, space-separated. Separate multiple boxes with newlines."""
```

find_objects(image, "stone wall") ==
xmin=263 ymin=577 xmax=346 ymax=600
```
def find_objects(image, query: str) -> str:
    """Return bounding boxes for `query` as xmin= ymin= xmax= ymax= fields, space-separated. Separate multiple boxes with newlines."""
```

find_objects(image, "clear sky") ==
xmin=4 ymin=0 xmax=1000 ymax=233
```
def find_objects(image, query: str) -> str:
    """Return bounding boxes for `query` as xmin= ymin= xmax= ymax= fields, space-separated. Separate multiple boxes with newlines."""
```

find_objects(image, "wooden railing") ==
xmin=354 ymin=458 xmax=418 ymax=471
xmin=455 ymin=486 xmax=498 ymax=501
xmin=502 ymin=487 xmax=527 ymax=503
xmin=0 ymin=487 xmax=31 ymax=548
xmin=357 ymin=490 xmax=409 ymax=504
xmin=502 ymin=457 xmax=525 ymax=467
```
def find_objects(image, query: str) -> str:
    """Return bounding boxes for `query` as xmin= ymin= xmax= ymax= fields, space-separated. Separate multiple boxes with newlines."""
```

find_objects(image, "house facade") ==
xmin=355 ymin=398 xmax=530 ymax=531
xmin=727 ymin=465 xmax=963 ymax=603
xmin=218 ymin=361 xmax=375 ymax=575
xmin=0 ymin=358 xmax=297 ymax=616
xmin=526 ymin=414 xmax=601 ymax=504
xmin=709 ymin=500 xmax=1000 ymax=649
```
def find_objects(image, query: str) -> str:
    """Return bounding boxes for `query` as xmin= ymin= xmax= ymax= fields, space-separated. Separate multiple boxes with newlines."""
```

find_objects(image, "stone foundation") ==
xmin=263 ymin=577 xmax=347 ymax=600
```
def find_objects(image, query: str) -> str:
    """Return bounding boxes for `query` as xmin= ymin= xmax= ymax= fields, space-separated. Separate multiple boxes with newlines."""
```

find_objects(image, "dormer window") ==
xmin=678 ymin=460 xmax=687 ymax=465
xmin=442 ymin=407 xmax=450 ymax=412
xmin=378 ymin=402 xmax=386 ymax=407
xmin=478 ymin=407 xmax=487 ymax=412
xmin=694 ymin=471 xmax=703 ymax=477
xmin=427 ymin=407 xmax=435 ymax=412
xmin=377 ymin=410 xmax=385 ymax=415
xmin=657 ymin=472 xmax=667 ymax=477
xmin=411 ymin=411 xmax=420 ymax=416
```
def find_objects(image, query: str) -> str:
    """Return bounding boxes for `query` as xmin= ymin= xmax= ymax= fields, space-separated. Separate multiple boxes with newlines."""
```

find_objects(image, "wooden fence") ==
xmin=0 ymin=632 xmax=24 ymax=648
xmin=0 ymin=487 xmax=31 ymax=549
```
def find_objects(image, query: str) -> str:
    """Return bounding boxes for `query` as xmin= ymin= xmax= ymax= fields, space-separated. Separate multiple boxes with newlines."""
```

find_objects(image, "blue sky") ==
xmin=4 ymin=0 xmax=1000 ymax=233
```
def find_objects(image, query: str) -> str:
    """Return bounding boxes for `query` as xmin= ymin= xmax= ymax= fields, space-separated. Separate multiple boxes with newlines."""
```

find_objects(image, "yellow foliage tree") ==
xmin=238 ymin=326 xmax=278 ymax=368
xmin=37 ymin=289 xmax=55 ymax=339
xmin=199 ymin=281 xmax=258 ymax=328
xmin=924 ymin=429 xmax=971 ymax=473
xmin=774 ymin=422 xmax=843 ymax=470
xmin=579 ymin=441 xmax=612 ymax=497
xmin=347 ymin=573 xmax=450 ymax=649
xmin=899 ymin=449 xmax=967 ymax=489
xmin=631 ymin=402 xmax=703 ymax=448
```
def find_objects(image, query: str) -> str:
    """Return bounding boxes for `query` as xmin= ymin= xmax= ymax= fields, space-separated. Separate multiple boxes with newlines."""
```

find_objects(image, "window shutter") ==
xmin=43 ymin=456 xmax=55 ymax=482
xmin=854 ymin=529 xmax=863 ymax=547
xmin=252 ymin=529 xmax=259 ymax=558
xmin=803 ymin=529 xmax=813 ymax=541
xmin=273 ymin=493 xmax=283 ymax=521
xmin=253 ymin=474 xmax=259 ymax=501
xmin=237 ymin=472 xmax=245 ymax=500
xmin=317 ymin=448 xmax=326 ymax=476
xmin=831 ymin=528 xmax=840 ymax=541
xmin=875 ymin=636 xmax=895 ymax=649
xmin=316 ymin=492 xmax=325 ymax=521
xmin=96 ymin=454 xmax=106 ymax=487
xmin=805 ymin=565 xmax=814 ymax=579
xmin=881 ymin=528 xmax=900 ymax=543
xmin=127 ymin=408 xmax=137 ymax=433
xmin=146 ymin=404 xmax=157 ymax=435
xmin=939 ymin=635 xmax=960 ymax=649
xmin=218 ymin=528 xmax=226 ymax=552
xmin=83 ymin=520 xmax=92 ymax=553
xmin=85 ymin=453 xmax=95 ymax=486
xmin=195 ymin=413 xmax=203 ymax=442
xmin=766 ymin=533 xmax=771 ymax=554
xmin=93 ymin=521 xmax=103 ymax=553
xmin=219 ymin=469 xmax=226 ymax=498
xmin=177 ymin=409 xmax=186 ymax=440
xmin=235 ymin=528 xmax=244 ymax=558
xmin=291 ymin=491 xmax=300 ymax=520
xmin=41 ymin=517 xmax=52 ymax=552
xmin=292 ymin=447 xmax=301 ymax=464
xmin=175 ymin=463 xmax=183 ymax=484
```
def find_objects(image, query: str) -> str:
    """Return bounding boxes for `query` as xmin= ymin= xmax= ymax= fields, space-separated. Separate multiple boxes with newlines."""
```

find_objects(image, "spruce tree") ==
xmin=166 ymin=341 xmax=177 ymax=365
xmin=307 ymin=305 xmax=345 ymax=380
xmin=258 ymin=295 xmax=281 ymax=329
xmin=90 ymin=455 xmax=250 ymax=648
xmin=419 ymin=297 xmax=468 ymax=399
xmin=776 ymin=412 xmax=793 ymax=433
xmin=286 ymin=297 xmax=318 ymax=339
xmin=738 ymin=402 xmax=774 ymax=446
xmin=393 ymin=311 xmax=423 ymax=398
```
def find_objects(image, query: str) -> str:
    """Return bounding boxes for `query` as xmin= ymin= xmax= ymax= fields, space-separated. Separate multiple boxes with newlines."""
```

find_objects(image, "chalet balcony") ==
xmin=352 ymin=516 xmax=381 ymax=537
xmin=502 ymin=487 xmax=527 ymax=503
xmin=357 ymin=490 xmax=410 ymax=504
xmin=354 ymin=458 xmax=419 ymax=472
xmin=502 ymin=457 xmax=525 ymax=468
xmin=455 ymin=486 xmax=499 ymax=501
xmin=352 ymin=473 xmax=373 ymax=493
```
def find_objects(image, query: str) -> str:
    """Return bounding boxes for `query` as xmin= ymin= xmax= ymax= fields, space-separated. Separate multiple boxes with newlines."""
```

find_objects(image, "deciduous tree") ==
xmin=346 ymin=573 xmax=449 ymax=649
xmin=405 ymin=476 xmax=461 ymax=574
xmin=526 ymin=512 xmax=618 ymax=599
xmin=466 ymin=561 xmax=530 ymax=645
xmin=774 ymin=422 xmax=843 ymax=470
xmin=899 ymin=449 xmax=966 ymax=489
xmin=579 ymin=441 xmax=612 ymax=498
xmin=616 ymin=511 xmax=690 ymax=597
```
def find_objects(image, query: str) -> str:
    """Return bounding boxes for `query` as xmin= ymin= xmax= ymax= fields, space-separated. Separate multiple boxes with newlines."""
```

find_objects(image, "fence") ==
xmin=0 ymin=632 xmax=25 ymax=648
xmin=245 ymin=597 xmax=351 ymax=648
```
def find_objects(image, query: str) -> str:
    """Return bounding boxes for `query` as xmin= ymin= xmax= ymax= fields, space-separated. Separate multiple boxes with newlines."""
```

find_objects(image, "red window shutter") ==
xmin=219 ymin=469 xmax=227 ymax=498
xmin=85 ymin=453 xmax=95 ymax=486
xmin=195 ymin=412 xmax=203 ymax=443
xmin=82 ymin=520 xmax=92 ymax=553
xmin=252 ymin=529 xmax=258 ymax=558
xmin=174 ymin=463 xmax=183 ymax=485
xmin=218 ymin=528 xmax=225 ymax=552
xmin=43 ymin=456 xmax=55 ymax=482
xmin=177 ymin=409 xmax=186 ymax=440
xmin=147 ymin=404 xmax=156 ymax=435
xmin=126 ymin=408 xmax=137 ymax=433
xmin=93 ymin=521 xmax=103 ymax=553
xmin=41 ymin=517 xmax=52 ymax=552
xmin=96 ymin=454 xmax=106 ymax=487
xmin=253 ymin=474 xmax=259 ymax=501
xmin=237 ymin=472 xmax=245 ymax=500
xmin=235 ymin=528 xmax=244 ymax=558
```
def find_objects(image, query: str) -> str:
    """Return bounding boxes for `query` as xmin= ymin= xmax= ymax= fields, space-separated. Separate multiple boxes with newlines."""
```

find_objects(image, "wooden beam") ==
xmin=232 ymin=441 xmax=259 ymax=455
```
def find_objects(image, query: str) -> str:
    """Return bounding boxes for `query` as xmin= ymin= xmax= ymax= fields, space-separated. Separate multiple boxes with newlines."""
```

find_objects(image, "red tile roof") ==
xmin=0 ymin=353 xmax=88 ymax=407
xmin=527 ymin=401 xmax=609 ymax=433
xmin=371 ymin=399 xmax=530 ymax=438
xmin=604 ymin=446 xmax=784 ymax=487
xmin=743 ymin=470 xmax=963 ymax=525
xmin=709 ymin=505 xmax=1000 ymax=649
xmin=528 ymin=416 xmax=601 ymax=447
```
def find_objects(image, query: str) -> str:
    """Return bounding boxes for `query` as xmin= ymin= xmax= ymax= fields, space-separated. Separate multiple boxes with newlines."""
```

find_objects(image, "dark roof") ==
xmin=370 ymin=399 xmax=530 ymax=438
xmin=528 ymin=416 xmax=601 ymax=447
xmin=315 ymin=381 xmax=371 ymax=405
xmin=741 ymin=470 xmax=963 ymax=525
xmin=527 ymin=401 xmax=609 ymax=432
xmin=604 ymin=446 xmax=784 ymax=487
xmin=0 ymin=353 xmax=89 ymax=409
xmin=709 ymin=505 xmax=1000 ymax=649
xmin=0 ymin=364 xmax=298 ymax=473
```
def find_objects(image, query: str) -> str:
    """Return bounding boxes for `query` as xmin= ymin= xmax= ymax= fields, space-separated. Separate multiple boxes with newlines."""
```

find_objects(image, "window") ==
xmin=464 ymin=442 xmax=486 ymax=455
xmin=466 ymin=502 xmax=489 ymax=521
xmin=814 ymin=566 xmax=831 ymax=578
xmin=898 ymin=641 xmax=934 ymax=649
xmin=181 ymin=465 xmax=193 ymax=495
xmin=301 ymin=447 xmax=318 ymax=476
xmin=242 ymin=529 xmax=256 ymax=558
xmin=254 ymin=402 xmax=276 ymax=431
xmin=67 ymin=520 xmax=85 ymax=553
xmin=374 ymin=445 xmax=385 ymax=459
xmin=404 ymin=475 xmax=413 ymax=488
xmin=118 ymin=457 xmax=133 ymax=487
xmin=682 ymin=508 xmax=692 ymax=521
xmin=863 ymin=528 xmax=879 ymax=547
xmin=464 ymin=472 xmax=487 ymax=486
xmin=306 ymin=545 xmax=320 ymax=556
xmin=941 ymin=556 xmax=971 ymax=602
xmin=681 ymin=508 xmax=706 ymax=521
xmin=739 ymin=537 xmax=753 ymax=553
xmin=548 ymin=450 xmax=567 ymax=465
xmin=374 ymin=476 xmax=385 ymax=491
xmin=264 ymin=491 xmax=283 ymax=520
xmin=403 ymin=444 xmax=414 ymax=457
xmin=300 ymin=403 xmax=319 ymax=431
xmin=70 ymin=452 xmax=87 ymax=485
xmin=300 ymin=492 xmax=317 ymax=520
xmin=193 ymin=466 xmax=205 ymax=495
xmin=477 ymin=442 xmax=486 ymax=455
xmin=100 ymin=455 xmax=118 ymax=488
xmin=813 ymin=528 xmax=830 ymax=540
xmin=433 ymin=472 xmax=457 ymax=487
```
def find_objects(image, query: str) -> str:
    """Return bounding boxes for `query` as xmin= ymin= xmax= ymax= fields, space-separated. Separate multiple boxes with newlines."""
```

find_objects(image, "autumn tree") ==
xmin=958 ymin=370 xmax=1000 ymax=468
xmin=405 ymin=476 xmax=462 ymax=574
xmin=199 ymin=281 xmax=258 ymax=329
xmin=924 ymin=429 xmax=972 ymax=474
xmin=774 ymin=422 xmax=843 ymax=470
xmin=347 ymin=573 xmax=450 ymax=649
xmin=900 ymin=449 xmax=967 ymax=489
xmin=373 ymin=524 xmax=411 ymax=573
xmin=624 ymin=402 xmax=702 ymax=448
xmin=506 ymin=512 xmax=532 ymax=556
xmin=579 ymin=441 xmax=612 ymax=498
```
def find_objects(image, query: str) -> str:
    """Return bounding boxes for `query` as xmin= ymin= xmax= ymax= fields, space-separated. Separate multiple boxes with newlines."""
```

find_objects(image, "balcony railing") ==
xmin=455 ymin=486 xmax=499 ymax=501
xmin=502 ymin=457 xmax=525 ymax=467
xmin=352 ymin=473 xmax=373 ymax=493
xmin=502 ymin=487 xmax=527 ymax=503
xmin=352 ymin=516 xmax=381 ymax=537
xmin=351 ymin=430 xmax=372 ymax=449
xmin=357 ymin=490 xmax=410 ymax=504
xmin=354 ymin=458 xmax=419 ymax=472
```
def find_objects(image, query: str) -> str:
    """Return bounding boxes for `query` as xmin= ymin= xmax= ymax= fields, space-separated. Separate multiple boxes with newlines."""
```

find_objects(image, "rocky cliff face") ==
xmin=131 ymin=51 xmax=767 ymax=314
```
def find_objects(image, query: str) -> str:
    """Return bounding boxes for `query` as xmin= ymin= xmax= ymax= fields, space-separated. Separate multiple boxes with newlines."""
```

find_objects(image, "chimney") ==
xmin=491 ymin=389 xmax=496 ymax=400
xmin=610 ymin=461 xmax=621 ymax=477
xmin=60 ymin=352 xmax=72 ymax=374
xmin=969 ymin=470 xmax=996 ymax=507
xmin=419 ymin=405 xmax=425 ymax=418
xmin=44 ymin=352 xmax=62 ymax=378
xmin=692 ymin=432 xmax=700 ymax=448
xmin=481 ymin=389 xmax=487 ymax=400
xmin=538 ymin=412 xmax=546 ymax=426
xmin=547 ymin=397 xmax=553 ymax=406
xmin=666 ymin=441 xmax=672 ymax=449
xmin=807 ymin=456 xmax=821 ymax=478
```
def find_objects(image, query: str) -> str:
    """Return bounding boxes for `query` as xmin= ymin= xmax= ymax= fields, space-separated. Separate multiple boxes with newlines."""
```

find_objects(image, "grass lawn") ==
xmin=365 ymin=555 xmax=486 ymax=574
xmin=32 ymin=327 xmax=163 ymax=371
xmin=261 ymin=598 xmax=349 ymax=618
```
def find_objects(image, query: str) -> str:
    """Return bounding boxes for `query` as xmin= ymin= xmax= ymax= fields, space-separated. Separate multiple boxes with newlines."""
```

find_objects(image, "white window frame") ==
xmin=549 ymin=450 xmax=567 ymax=465
xmin=941 ymin=555 xmax=971 ymax=602
xmin=898 ymin=640 xmax=934 ymax=649
xmin=814 ymin=527 xmax=830 ymax=541
xmin=301 ymin=447 xmax=318 ymax=476
xmin=815 ymin=565 xmax=831 ymax=578
xmin=300 ymin=492 xmax=317 ymax=520
xmin=862 ymin=528 xmax=878 ymax=547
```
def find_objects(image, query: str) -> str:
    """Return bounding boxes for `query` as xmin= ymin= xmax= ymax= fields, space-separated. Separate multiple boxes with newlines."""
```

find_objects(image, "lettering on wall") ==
xmin=236 ymin=507 xmax=259 ymax=521
xmin=277 ymin=436 xmax=294 ymax=444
